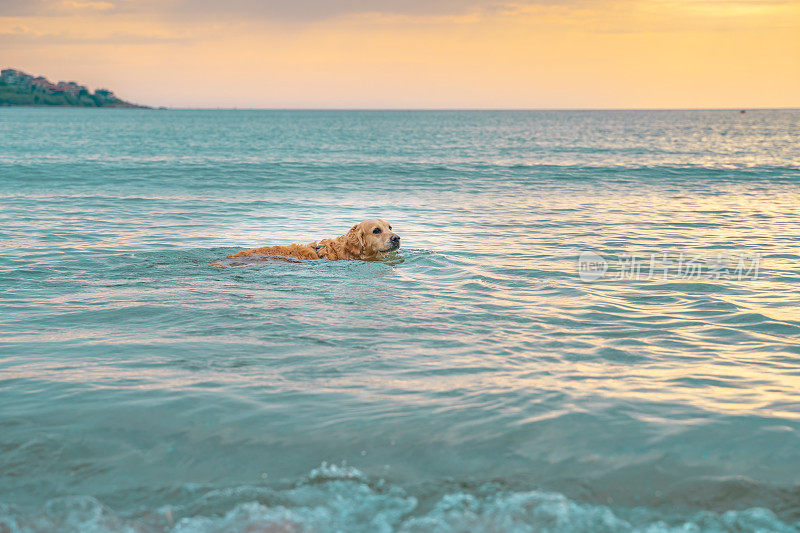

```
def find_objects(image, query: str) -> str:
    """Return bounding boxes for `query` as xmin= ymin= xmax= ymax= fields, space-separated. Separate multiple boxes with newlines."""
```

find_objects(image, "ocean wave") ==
xmin=1 ymin=156 xmax=799 ymax=176
xmin=2 ymin=465 xmax=798 ymax=533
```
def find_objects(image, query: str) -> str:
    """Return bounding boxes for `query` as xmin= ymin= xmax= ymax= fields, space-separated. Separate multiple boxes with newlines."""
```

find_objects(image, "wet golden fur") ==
xmin=227 ymin=219 xmax=400 ymax=261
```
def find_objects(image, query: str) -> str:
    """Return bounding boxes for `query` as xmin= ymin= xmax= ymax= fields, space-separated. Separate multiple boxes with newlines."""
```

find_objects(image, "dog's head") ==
xmin=346 ymin=219 xmax=400 ymax=258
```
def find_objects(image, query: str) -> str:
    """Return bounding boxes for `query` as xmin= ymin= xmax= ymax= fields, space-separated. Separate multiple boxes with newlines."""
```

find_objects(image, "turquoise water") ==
xmin=1 ymin=108 xmax=800 ymax=532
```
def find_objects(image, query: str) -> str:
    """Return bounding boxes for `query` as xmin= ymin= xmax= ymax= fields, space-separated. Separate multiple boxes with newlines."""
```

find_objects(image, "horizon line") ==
xmin=143 ymin=106 xmax=800 ymax=111
xmin=8 ymin=105 xmax=798 ymax=111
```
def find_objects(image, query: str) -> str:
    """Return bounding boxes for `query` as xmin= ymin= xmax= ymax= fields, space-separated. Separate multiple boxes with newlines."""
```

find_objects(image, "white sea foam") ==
xmin=2 ymin=466 xmax=798 ymax=533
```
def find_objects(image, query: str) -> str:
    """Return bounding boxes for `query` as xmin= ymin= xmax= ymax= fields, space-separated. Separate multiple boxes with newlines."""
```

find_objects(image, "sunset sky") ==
xmin=2 ymin=0 xmax=799 ymax=109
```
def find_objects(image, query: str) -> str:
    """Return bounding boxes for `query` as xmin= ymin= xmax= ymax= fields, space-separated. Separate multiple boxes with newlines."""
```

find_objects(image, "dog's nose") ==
xmin=391 ymin=235 xmax=400 ymax=243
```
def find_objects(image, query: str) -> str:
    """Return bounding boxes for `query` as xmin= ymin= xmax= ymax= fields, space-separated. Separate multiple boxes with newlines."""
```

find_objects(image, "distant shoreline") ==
xmin=0 ymin=104 xmax=156 ymax=109
xmin=0 ymin=104 xmax=152 ymax=109
xmin=1 ymin=67 xmax=148 ymax=108
xmin=1 ymin=106 xmax=797 ymax=111
xmin=97 ymin=106 xmax=800 ymax=111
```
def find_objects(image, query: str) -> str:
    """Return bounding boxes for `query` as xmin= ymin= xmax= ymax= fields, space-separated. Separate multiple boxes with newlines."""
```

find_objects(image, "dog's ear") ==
xmin=344 ymin=224 xmax=366 ymax=258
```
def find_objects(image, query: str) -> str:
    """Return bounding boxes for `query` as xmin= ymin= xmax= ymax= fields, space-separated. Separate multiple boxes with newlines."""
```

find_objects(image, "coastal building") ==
xmin=1 ymin=66 xmax=139 ymax=107
xmin=55 ymin=81 xmax=86 ymax=95
xmin=2 ymin=69 xmax=85 ymax=95
xmin=0 ymin=69 xmax=33 ymax=86
xmin=31 ymin=76 xmax=57 ymax=90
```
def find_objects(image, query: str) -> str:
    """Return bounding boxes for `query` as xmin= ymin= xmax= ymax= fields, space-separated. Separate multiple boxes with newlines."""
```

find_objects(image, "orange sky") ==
xmin=2 ymin=0 xmax=799 ymax=108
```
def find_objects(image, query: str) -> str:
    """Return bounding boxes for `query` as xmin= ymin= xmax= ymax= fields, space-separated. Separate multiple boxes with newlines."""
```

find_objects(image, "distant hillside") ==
xmin=0 ymin=68 xmax=148 ymax=108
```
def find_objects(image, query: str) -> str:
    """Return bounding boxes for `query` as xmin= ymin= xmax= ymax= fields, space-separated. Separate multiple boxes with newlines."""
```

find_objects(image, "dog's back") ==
xmin=227 ymin=244 xmax=319 ymax=260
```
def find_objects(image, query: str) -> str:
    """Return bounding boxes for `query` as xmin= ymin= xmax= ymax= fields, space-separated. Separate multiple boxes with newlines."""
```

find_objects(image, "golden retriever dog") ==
xmin=227 ymin=219 xmax=400 ymax=261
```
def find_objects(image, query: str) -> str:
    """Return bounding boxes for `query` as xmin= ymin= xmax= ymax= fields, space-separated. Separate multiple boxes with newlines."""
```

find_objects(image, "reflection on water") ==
xmin=1 ymin=109 xmax=800 ymax=532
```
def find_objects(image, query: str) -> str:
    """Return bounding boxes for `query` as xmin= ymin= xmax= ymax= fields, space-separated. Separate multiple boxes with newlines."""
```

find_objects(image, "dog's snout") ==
xmin=390 ymin=234 xmax=400 ymax=243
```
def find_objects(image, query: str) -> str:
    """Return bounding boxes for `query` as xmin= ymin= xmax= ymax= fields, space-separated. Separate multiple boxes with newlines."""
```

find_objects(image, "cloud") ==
xmin=0 ymin=0 xmax=589 ymax=20
xmin=60 ymin=0 xmax=115 ymax=11
xmin=170 ymin=0 xmax=497 ymax=20
xmin=0 ymin=0 xmax=49 ymax=16
xmin=0 ymin=0 xmax=119 ymax=15
xmin=0 ymin=27 xmax=185 ymax=46
xmin=170 ymin=0 xmax=604 ymax=22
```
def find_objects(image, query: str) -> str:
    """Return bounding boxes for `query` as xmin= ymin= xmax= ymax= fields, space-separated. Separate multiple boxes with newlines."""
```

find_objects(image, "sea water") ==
xmin=1 ymin=108 xmax=799 ymax=532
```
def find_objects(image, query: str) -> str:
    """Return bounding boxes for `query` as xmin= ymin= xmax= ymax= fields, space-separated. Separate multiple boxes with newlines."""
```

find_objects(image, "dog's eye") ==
xmin=388 ymin=226 xmax=392 ymax=230
xmin=373 ymin=228 xmax=382 ymax=234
